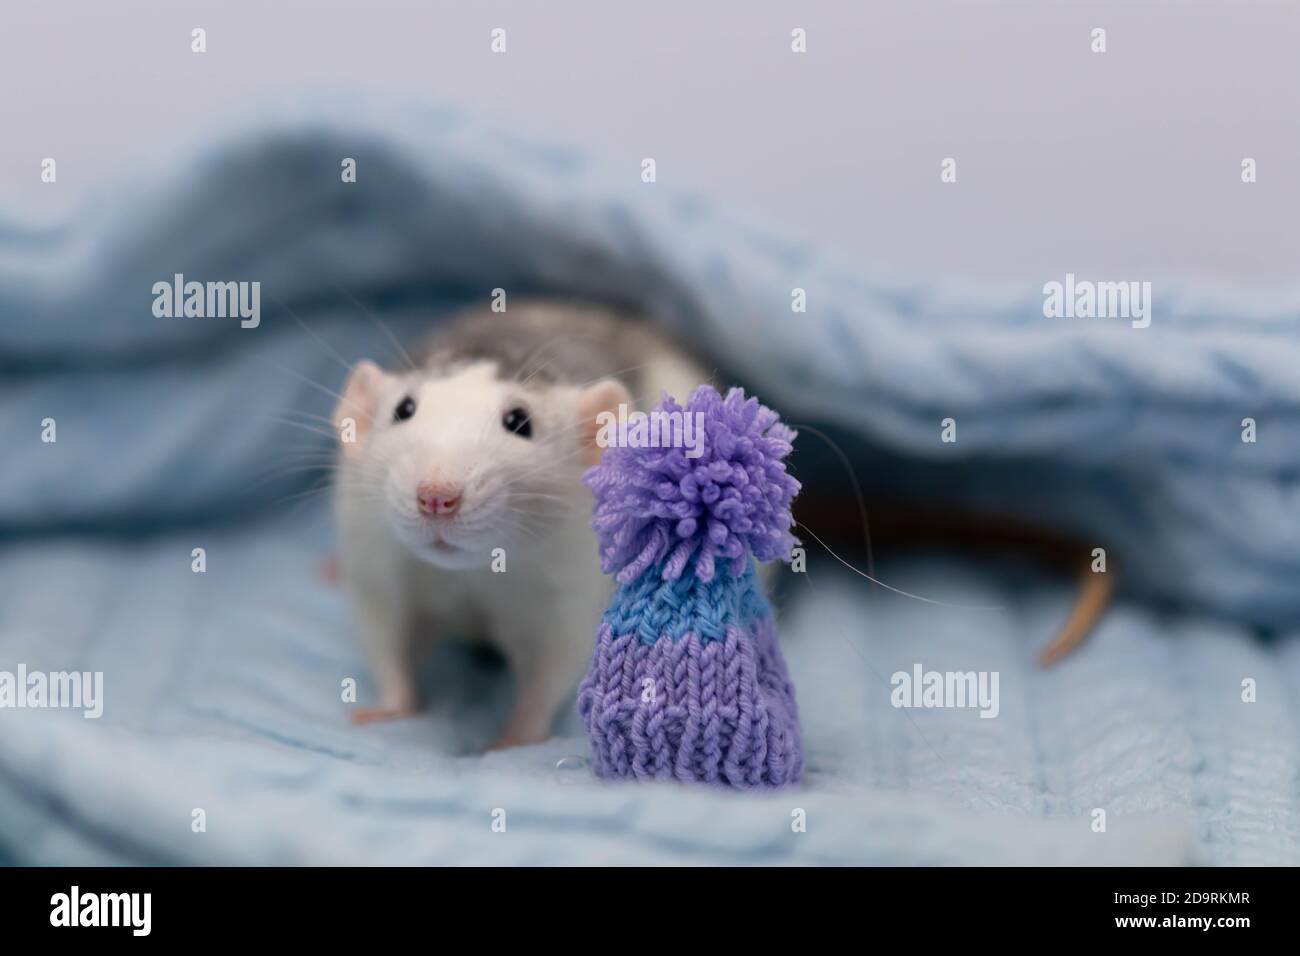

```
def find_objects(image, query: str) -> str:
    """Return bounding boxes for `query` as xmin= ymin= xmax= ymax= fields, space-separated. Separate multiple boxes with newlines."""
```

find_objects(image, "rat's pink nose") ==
xmin=416 ymin=480 xmax=461 ymax=517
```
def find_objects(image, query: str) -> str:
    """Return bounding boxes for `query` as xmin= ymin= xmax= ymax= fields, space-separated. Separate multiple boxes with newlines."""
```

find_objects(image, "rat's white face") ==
xmin=334 ymin=360 xmax=624 ymax=570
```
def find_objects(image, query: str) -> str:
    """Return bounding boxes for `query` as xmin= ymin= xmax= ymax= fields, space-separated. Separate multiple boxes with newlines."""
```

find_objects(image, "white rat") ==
xmin=331 ymin=301 xmax=709 ymax=749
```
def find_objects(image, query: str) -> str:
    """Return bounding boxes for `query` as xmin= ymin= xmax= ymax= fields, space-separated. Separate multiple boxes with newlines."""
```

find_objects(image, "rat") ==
xmin=331 ymin=300 xmax=710 ymax=749
xmin=329 ymin=300 xmax=1112 ymax=749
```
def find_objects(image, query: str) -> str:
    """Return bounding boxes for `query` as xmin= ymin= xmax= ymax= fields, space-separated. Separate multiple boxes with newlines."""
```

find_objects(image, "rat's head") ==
xmin=332 ymin=358 xmax=629 ymax=569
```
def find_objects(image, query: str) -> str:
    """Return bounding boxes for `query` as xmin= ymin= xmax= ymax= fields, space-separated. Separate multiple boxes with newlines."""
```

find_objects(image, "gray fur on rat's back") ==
xmin=414 ymin=300 xmax=681 ymax=400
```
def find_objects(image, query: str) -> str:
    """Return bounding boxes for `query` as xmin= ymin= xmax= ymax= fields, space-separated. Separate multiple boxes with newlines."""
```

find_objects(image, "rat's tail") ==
xmin=1037 ymin=558 xmax=1114 ymax=666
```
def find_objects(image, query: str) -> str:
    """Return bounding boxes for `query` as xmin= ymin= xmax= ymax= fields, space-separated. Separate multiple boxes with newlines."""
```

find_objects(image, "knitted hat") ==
xmin=577 ymin=385 xmax=804 ymax=787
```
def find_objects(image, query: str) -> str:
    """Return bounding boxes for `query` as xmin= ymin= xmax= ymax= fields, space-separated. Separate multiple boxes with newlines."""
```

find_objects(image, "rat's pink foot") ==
xmin=486 ymin=727 xmax=551 ymax=751
xmin=350 ymin=706 xmax=417 ymax=725
xmin=318 ymin=556 xmax=341 ymax=586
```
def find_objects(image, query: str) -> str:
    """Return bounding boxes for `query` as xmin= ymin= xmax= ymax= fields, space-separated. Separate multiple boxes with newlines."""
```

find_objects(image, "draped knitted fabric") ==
xmin=577 ymin=386 xmax=804 ymax=787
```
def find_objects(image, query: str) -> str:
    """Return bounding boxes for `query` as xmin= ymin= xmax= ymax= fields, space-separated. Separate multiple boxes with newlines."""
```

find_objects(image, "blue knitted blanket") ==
xmin=1 ymin=100 xmax=1297 ymax=864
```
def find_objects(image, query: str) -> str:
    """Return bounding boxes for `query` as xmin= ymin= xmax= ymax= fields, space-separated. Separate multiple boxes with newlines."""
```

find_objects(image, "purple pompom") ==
xmin=584 ymin=385 xmax=801 ymax=584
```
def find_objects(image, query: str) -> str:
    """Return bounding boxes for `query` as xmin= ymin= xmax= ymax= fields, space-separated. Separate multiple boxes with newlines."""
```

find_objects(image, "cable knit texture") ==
xmin=5 ymin=107 xmax=1297 ymax=860
xmin=578 ymin=385 xmax=804 ymax=787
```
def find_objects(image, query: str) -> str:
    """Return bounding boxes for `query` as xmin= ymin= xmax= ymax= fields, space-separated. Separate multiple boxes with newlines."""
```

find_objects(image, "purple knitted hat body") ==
xmin=577 ymin=385 xmax=804 ymax=788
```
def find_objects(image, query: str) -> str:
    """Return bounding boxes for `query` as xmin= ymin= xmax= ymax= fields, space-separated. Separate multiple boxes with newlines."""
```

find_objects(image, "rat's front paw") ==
xmin=317 ymin=555 xmax=341 ymax=585
xmin=350 ymin=705 xmax=417 ymax=725
xmin=486 ymin=727 xmax=551 ymax=751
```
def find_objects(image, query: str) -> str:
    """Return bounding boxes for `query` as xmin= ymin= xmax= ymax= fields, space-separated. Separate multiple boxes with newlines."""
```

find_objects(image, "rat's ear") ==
xmin=577 ymin=377 xmax=633 ymax=468
xmin=333 ymin=360 xmax=388 ymax=459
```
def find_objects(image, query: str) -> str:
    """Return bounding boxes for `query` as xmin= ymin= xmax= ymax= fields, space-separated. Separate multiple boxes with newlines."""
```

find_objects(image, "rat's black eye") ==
xmin=502 ymin=406 xmax=532 ymax=439
xmin=393 ymin=396 xmax=416 ymax=423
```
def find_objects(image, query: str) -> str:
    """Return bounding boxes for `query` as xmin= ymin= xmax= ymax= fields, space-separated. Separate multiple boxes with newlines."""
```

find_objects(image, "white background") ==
xmin=2 ymin=0 xmax=1297 ymax=283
